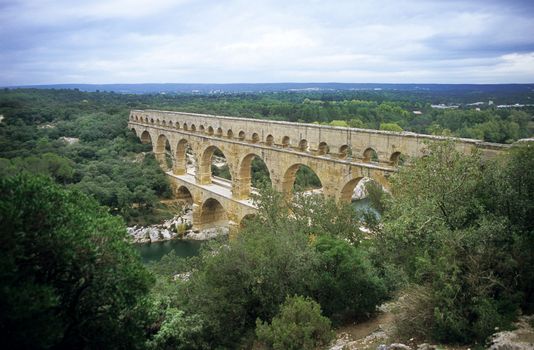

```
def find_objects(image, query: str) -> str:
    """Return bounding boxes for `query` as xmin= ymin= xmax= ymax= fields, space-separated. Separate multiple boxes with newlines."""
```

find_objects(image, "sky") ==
xmin=1 ymin=0 xmax=533 ymax=85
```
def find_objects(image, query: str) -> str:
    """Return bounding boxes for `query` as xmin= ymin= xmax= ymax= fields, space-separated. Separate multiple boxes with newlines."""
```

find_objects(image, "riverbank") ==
xmin=127 ymin=206 xmax=229 ymax=243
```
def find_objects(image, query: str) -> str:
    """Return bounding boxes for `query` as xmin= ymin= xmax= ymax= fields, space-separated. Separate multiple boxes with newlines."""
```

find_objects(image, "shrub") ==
xmin=255 ymin=295 xmax=334 ymax=350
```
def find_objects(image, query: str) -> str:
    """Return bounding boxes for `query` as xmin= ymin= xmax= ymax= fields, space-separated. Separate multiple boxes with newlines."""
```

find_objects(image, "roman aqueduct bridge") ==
xmin=128 ymin=109 xmax=506 ymax=231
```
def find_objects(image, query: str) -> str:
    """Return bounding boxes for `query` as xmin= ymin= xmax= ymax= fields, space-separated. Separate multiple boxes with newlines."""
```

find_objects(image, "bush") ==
xmin=255 ymin=295 xmax=334 ymax=350
xmin=312 ymin=235 xmax=387 ymax=323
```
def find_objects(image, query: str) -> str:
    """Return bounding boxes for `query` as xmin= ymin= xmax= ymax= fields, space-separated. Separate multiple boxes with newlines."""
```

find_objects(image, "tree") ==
xmin=376 ymin=141 xmax=530 ymax=343
xmin=0 ymin=174 xmax=153 ymax=349
xmin=255 ymin=295 xmax=334 ymax=350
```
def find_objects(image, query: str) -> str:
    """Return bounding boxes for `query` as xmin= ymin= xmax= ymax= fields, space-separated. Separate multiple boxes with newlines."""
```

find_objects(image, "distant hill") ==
xmin=5 ymin=82 xmax=534 ymax=95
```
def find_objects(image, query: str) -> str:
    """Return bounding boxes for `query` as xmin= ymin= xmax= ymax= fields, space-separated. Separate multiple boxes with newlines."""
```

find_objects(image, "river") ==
xmin=136 ymin=198 xmax=378 ymax=263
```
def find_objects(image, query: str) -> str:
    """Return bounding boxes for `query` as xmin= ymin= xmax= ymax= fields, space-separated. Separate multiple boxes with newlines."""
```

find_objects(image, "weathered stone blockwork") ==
xmin=128 ymin=109 xmax=508 ymax=230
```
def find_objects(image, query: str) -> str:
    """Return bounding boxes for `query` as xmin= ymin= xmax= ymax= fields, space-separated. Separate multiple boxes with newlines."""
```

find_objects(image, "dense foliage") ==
xmin=1 ymin=88 xmax=533 ymax=348
xmin=374 ymin=142 xmax=534 ymax=343
xmin=0 ymin=175 xmax=153 ymax=349
xmin=255 ymin=295 xmax=334 ymax=350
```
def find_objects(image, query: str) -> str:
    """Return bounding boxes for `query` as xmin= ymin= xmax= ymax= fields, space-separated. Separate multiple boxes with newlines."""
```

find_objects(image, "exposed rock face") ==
xmin=487 ymin=315 xmax=534 ymax=350
xmin=127 ymin=208 xmax=228 ymax=243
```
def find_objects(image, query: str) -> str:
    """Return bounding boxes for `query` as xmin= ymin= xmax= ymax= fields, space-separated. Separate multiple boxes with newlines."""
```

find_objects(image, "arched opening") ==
xmin=317 ymin=142 xmax=329 ymax=155
xmin=190 ymin=124 xmax=196 ymax=132
xmin=134 ymin=116 xmax=138 ymax=121
xmin=298 ymin=139 xmax=308 ymax=152
xmin=266 ymin=134 xmax=274 ymax=146
xmin=207 ymin=126 xmax=214 ymax=135
xmin=162 ymin=120 xmax=166 ymax=126
xmin=282 ymin=163 xmax=322 ymax=195
xmin=339 ymin=145 xmax=352 ymax=159
xmin=238 ymin=130 xmax=246 ymax=141
xmin=156 ymin=119 xmax=160 ymax=125
xmin=199 ymin=125 xmax=205 ymax=132
xmin=237 ymin=153 xmax=272 ymax=198
xmin=363 ymin=148 xmax=379 ymax=162
xmin=240 ymin=214 xmax=257 ymax=229
xmin=156 ymin=134 xmax=173 ymax=171
xmin=183 ymin=123 xmax=188 ymax=131
xmin=140 ymin=130 xmax=152 ymax=144
xmin=175 ymin=122 xmax=180 ymax=129
xmin=216 ymin=127 xmax=223 ymax=137
xmin=168 ymin=121 xmax=173 ymax=127
xmin=175 ymin=185 xmax=193 ymax=206
xmin=145 ymin=117 xmax=149 ymax=123
xmin=200 ymin=198 xmax=228 ymax=229
xmin=339 ymin=177 xmax=385 ymax=218
xmin=251 ymin=133 xmax=260 ymax=143
xmin=227 ymin=129 xmax=234 ymax=139
xmin=390 ymin=151 xmax=405 ymax=166
xmin=282 ymin=136 xmax=290 ymax=148
xmin=174 ymin=139 xmax=192 ymax=175
xmin=200 ymin=146 xmax=232 ymax=184
xmin=150 ymin=118 xmax=154 ymax=124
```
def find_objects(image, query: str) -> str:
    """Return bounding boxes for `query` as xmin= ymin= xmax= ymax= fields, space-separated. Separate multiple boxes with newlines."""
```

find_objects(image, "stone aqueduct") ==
xmin=128 ymin=109 xmax=506 ymax=231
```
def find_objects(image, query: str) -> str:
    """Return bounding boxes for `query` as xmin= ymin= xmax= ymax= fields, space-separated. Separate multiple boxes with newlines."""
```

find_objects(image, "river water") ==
xmin=136 ymin=198 xmax=378 ymax=263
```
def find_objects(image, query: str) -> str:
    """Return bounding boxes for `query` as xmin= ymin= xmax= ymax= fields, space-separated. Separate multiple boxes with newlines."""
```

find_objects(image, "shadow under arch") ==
xmin=282 ymin=163 xmax=323 ymax=195
xmin=199 ymin=145 xmax=232 ymax=184
xmin=175 ymin=185 xmax=194 ymax=205
xmin=155 ymin=134 xmax=173 ymax=171
xmin=199 ymin=198 xmax=229 ymax=229
xmin=174 ymin=138 xmax=191 ymax=175
xmin=237 ymin=152 xmax=272 ymax=199
xmin=140 ymin=130 xmax=152 ymax=144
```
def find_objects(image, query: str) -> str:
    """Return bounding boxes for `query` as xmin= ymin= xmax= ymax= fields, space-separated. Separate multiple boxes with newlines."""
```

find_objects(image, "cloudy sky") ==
xmin=1 ymin=0 xmax=533 ymax=85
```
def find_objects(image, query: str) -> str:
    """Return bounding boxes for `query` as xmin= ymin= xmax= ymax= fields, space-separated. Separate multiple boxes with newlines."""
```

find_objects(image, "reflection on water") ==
xmin=135 ymin=239 xmax=203 ymax=263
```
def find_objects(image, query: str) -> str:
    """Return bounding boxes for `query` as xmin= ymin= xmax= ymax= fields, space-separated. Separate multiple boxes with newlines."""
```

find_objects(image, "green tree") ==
xmin=255 ymin=295 xmax=334 ymax=350
xmin=0 ymin=174 xmax=153 ymax=349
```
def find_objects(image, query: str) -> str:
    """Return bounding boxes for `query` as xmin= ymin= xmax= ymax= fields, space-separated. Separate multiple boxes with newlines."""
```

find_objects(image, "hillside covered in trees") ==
xmin=0 ymin=88 xmax=533 ymax=349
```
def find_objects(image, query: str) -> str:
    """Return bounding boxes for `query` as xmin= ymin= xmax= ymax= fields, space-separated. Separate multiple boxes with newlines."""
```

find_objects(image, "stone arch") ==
xmin=251 ymin=133 xmax=260 ymax=143
xmin=317 ymin=142 xmax=329 ymax=155
xmin=183 ymin=123 xmax=188 ymax=131
xmin=199 ymin=125 xmax=205 ymax=132
xmin=173 ymin=139 xmax=190 ymax=175
xmin=140 ymin=130 xmax=152 ymax=144
xmin=227 ymin=129 xmax=234 ymax=139
xmin=190 ymin=124 xmax=196 ymax=132
xmin=144 ymin=117 xmax=148 ymax=123
xmin=298 ymin=139 xmax=308 ymax=152
xmin=282 ymin=163 xmax=323 ymax=194
xmin=266 ymin=134 xmax=274 ymax=146
xmin=339 ymin=177 xmax=364 ymax=203
xmin=207 ymin=126 xmax=214 ymax=135
xmin=282 ymin=136 xmax=290 ymax=148
xmin=150 ymin=118 xmax=154 ymax=124
xmin=199 ymin=145 xmax=232 ymax=185
xmin=134 ymin=116 xmax=138 ymax=121
xmin=240 ymin=214 xmax=257 ymax=229
xmin=216 ymin=127 xmax=223 ymax=137
xmin=175 ymin=185 xmax=193 ymax=205
xmin=156 ymin=119 xmax=160 ymax=125
xmin=363 ymin=147 xmax=378 ymax=162
xmin=390 ymin=151 xmax=403 ymax=166
xmin=155 ymin=134 xmax=173 ymax=171
xmin=236 ymin=153 xmax=272 ymax=199
xmin=238 ymin=130 xmax=246 ymax=141
xmin=199 ymin=198 xmax=229 ymax=229
xmin=168 ymin=121 xmax=173 ymax=127
xmin=162 ymin=120 xmax=166 ymax=126
xmin=339 ymin=145 xmax=352 ymax=159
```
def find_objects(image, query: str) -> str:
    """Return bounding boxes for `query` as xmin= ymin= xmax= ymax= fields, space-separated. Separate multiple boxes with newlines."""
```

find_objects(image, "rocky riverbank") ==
xmin=127 ymin=208 xmax=228 ymax=243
